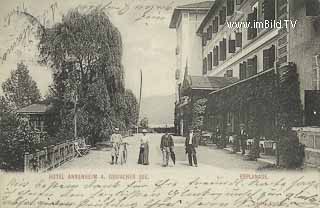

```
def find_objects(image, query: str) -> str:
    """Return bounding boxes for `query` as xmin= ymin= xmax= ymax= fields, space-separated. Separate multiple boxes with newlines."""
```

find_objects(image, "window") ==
xmin=208 ymin=52 xmax=213 ymax=71
xmin=219 ymin=39 xmax=227 ymax=61
xmin=225 ymin=69 xmax=233 ymax=77
xmin=202 ymin=33 xmax=207 ymax=46
xmin=247 ymin=56 xmax=258 ymax=77
xmin=235 ymin=32 xmax=242 ymax=47
xmin=213 ymin=16 xmax=219 ymax=33
xmin=239 ymin=61 xmax=247 ymax=80
xmin=207 ymin=26 xmax=212 ymax=40
xmin=263 ymin=0 xmax=275 ymax=21
xmin=263 ymin=45 xmax=276 ymax=70
xmin=203 ymin=58 xmax=208 ymax=75
xmin=306 ymin=0 xmax=320 ymax=16
xmin=227 ymin=0 xmax=235 ymax=16
xmin=229 ymin=37 xmax=236 ymax=53
xmin=219 ymin=7 xmax=227 ymax=25
xmin=213 ymin=46 xmax=219 ymax=66
xmin=247 ymin=8 xmax=258 ymax=40
xmin=312 ymin=55 xmax=320 ymax=90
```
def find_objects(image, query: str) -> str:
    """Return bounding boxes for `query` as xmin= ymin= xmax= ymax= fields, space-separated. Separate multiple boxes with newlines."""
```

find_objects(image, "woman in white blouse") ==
xmin=138 ymin=129 xmax=149 ymax=165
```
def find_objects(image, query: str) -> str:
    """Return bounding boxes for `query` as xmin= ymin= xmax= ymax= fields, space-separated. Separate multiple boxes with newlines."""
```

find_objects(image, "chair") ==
xmin=74 ymin=142 xmax=88 ymax=157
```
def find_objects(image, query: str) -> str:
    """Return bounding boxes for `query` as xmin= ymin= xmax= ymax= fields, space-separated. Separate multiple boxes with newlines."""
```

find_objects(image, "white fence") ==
xmin=24 ymin=138 xmax=85 ymax=172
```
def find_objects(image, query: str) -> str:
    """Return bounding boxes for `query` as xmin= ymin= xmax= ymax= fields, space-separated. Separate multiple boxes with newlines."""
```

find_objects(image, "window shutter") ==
xmin=306 ymin=0 xmax=320 ymax=16
xmin=235 ymin=32 xmax=242 ymax=47
xmin=227 ymin=0 xmax=235 ymax=16
xmin=247 ymin=12 xmax=254 ymax=40
xmin=264 ymin=0 xmax=275 ymax=21
xmin=219 ymin=7 xmax=227 ymax=25
xmin=203 ymin=58 xmax=207 ymax=75
xmin=239 ymin=63 xmax=243 ymax=80
xmin=219 ymin=39 xmax=226 ymax=61
xmin=252 ymin=55 xmax=257 ymax=75
xmin=214 ymin=16 xmax=219 ymax=32
xmin=229 ymin=39 xmax=236 ymax=53
xmin=208 ymin=52 xmax=213 ymax=70
xmin=223 ymin=38 xmax=227 ymax=60
xmin=202 ymin=33 xmax=207 ymax=46
xmin=263 ymin=45 xmax=275 ymax=70
xmin=263 ymin=48 xmax=270 ymax=71
xmin=243 ymin=61 xmax=247 ymax=79
xmin=207 ymin=27 xmax=212 ymax=40
xmin=239 ymin=62 xmax=247 ymax=80
xmin=247 ymin=57 xmax=255 ymax=77
xmin=269 ymin=45 xmax=275 ymax=68
xmin=226 ymin=69 xmax=233 ymax=77
xmin=212 ymin=19 xmax=216 ymax=33
xmin=213 ymin=46 xmax=219 ymax=66
xmin=247 ymin=8 xmax=257 ymax=40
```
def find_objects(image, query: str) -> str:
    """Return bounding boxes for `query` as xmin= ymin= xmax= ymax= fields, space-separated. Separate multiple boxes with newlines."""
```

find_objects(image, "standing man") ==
xmin=160 ymin=131 xmax=175 ymax=166
xmin=239 ymin=123 xmax=248 ymax=155
xmin=110 ymin=127 xmax=122 ymax=165
xmin=185 ymin=129 xmax=198 ymax=167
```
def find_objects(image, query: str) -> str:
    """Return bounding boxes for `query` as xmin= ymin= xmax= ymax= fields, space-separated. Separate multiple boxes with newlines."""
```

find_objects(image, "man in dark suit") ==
xmin=185 ymin=129 xmax=198 ymax=167
xmin=239 ymin=123 xmax=248 ymax=155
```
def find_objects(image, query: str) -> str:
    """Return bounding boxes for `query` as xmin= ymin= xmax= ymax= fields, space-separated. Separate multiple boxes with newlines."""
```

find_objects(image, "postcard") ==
xmin=0 ymin=0 xmax=320 ymax=207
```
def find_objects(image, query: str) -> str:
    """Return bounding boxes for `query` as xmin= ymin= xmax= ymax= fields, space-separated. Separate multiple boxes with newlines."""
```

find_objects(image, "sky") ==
xmin=0 ymin=0 xmax=206 ymax=98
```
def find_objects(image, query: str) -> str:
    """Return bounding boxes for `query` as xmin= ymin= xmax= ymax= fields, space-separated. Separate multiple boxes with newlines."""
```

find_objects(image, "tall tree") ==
xmin=38 ymin=9 xmax=128 ymax=145
xmin=124 ymin=89 xmax=138 ymax=129
xmin=2 ymin=62 xmax=41 ymax=110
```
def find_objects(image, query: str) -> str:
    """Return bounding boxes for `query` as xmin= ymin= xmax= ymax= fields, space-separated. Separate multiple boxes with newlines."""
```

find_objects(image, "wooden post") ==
xmin=43 ymin=147 xmax=48 ymax=171
xmin=24 ymin=152 xmax=29 ymax=172
xmin=36 ymin=149 xmax=40 ymax=172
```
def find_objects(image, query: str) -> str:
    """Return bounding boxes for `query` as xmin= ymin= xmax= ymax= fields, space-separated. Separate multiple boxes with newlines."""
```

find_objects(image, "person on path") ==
xmin=160 ymin=131 xmax=175 ymax=166
xmin=138 ymin=129 xmax=149 ymax=165
xmin=239 ymin=123 xmax=248 ymax=155
xmin=110 ymin=128 xmax=122 ymax=165
xmin=185 ymin=129 xmax=198 ymax=167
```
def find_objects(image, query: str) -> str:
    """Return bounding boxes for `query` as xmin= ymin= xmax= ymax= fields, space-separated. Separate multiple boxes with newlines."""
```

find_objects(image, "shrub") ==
xmin=0 ymin=113 xmax=48 ymax=171
xmin=279 ymin=130 xmax=305 ymax=168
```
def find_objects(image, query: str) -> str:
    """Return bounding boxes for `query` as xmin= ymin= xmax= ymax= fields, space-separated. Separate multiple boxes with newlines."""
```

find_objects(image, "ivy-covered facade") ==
xmin=176 ymin=74 xmax=238 ymax=136
xmin=206 ymin=63 xmax=303 ymax=140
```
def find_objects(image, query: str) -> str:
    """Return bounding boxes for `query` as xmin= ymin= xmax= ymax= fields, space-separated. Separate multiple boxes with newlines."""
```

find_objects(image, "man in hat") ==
xmin=185 ymin=129 xmax=198 ymax=167
xmin=110 ymin=127 xmax=122 ymax=165
xmin=160 ymin=130 xmax=175 ymax=166
xmin=239 ymin=124 xmax=248 ymax=155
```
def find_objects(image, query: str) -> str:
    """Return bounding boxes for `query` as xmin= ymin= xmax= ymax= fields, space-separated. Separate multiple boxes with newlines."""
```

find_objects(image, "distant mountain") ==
xmin=140 ymin=94 xmax=175 ymax=127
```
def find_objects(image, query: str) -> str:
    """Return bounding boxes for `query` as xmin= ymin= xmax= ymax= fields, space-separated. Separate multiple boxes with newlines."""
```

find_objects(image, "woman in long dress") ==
xmin=138 ymin=129 xmax=149 ymax=165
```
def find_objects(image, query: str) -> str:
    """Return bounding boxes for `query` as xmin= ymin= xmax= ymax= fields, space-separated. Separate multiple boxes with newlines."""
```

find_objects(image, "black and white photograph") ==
xmin=0 ymin=0 xmax=320 ymax=207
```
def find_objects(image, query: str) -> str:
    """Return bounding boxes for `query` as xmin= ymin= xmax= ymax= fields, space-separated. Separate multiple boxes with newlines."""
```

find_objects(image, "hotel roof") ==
xmin=169 ymin=1 xmax=215 ymax=28
xmin=188 ymin=75 xmax=239 ymax=90
xmin=17 ymin=103 xmax=53 ymax=114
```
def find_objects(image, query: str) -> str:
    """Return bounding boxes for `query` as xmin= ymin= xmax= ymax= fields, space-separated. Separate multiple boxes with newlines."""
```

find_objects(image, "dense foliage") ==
xmin=140 ymin=117 xmax=149 ymax=129
xmin=0 ymin=112 xmax=48 ymax=171
xmin=39 ymin=9 xmax=137 ymax=145
xmin=2 ymin=62 xmax=41 ymax=110
xmin=192 ymin=98 xmax=207 ymax=130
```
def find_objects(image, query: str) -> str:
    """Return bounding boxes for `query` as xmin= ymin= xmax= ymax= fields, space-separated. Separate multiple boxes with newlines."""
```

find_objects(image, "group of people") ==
xmin=214 ymin=123 xmax=248 ymax=155
xmin=110 ymin=128 xmax=200 ymax=167
xmin=138 ymin=129 xmax=176 ymax=166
